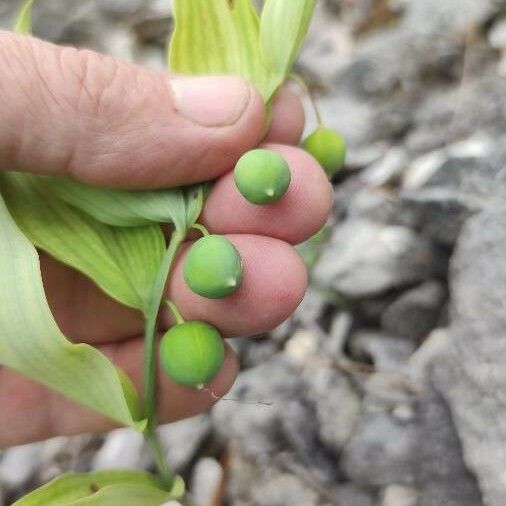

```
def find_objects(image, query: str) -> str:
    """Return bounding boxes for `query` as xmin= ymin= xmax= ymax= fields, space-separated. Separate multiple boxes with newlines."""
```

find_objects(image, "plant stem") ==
xmin=191 ymin=223 xmax=210 ymax=237
xmin=143 ymin=229 xmax=186 ymax=489
xmin=290 ymin=72 xmax=324 ymax=127
xmin=145 ymin=430 xmax=173 ymax=488
xmin=166 ymin=299 xmax=185 ymax=325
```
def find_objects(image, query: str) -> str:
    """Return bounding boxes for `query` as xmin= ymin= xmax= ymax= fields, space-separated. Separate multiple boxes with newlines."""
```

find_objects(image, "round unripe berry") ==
xmin=160 ymin=321 xmax=225 ymax=388
xmin=234 ymin=149 xmax=291 ymax=205
xmin=303 ymin=127 xmax=347 ymax=177
xmin=183 ymin=235 xmax=242 ymax=299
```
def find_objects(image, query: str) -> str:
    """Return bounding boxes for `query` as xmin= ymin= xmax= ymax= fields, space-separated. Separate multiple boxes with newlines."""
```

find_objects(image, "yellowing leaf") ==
xmin=260 ymin=0 xmax=317 ymax=99
xmin=0 ymin=190 xmax=144 ymax=431
xmin=14 ymin=0 xmax=34 ymax=34
xmin=2 ymin=173 xmax=165 ymax=313
xmin=169 ymin=0 xmax=269 ymax=99
xmin=13 ymin=471 xmax=185 ymax=506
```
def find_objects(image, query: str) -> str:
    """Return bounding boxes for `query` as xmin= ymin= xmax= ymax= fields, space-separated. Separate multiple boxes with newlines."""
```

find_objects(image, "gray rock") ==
xmin=159 ymin=415 xmax=211 ymax=473
xmin=434 ymin=210 xmax=506 ymax=505
xmin=349 ymin=331 xmax=416 ymax=371
xmin=404 ymin=0 xmax=497 ymax=36
xmin=304 ymin=366 xmax=362 ymax=452
xmin=416 ymin=391 xmax=483 ymax=506
xmin=400 ymin=141 xmax=506 ymax=245
xmin=314 ymin=219 xmax=436 ymax=298
xmin=212 ymin=356 xmax=336 ymax=483
xmin=342 ymin=410 xmax=419 ymax=486
xmin=362 ymin=373 xmax=420 ymax=411
xmin=250 ymin=472 xmax=320 ymax=506
xmin=234 ymin=334 xmax=282 ymax=369
xmin=408 ymin=328 xmax=451 ymax=382
xmin=131 ymin=12 xmax=172 ymax=45
xmin=347 ymin=187 xmax=404 ymax=225
xmin=293 ymin=286 xmax=330 ymax=328
xmin=382 ymin=485 xmax=419 ymax=506
xmin=99 ymin=0 xmax=143 ymax=18
xmin=32 ymin=0 xmax=103 ymax=47
xmin=381 ymin=281 xmax=447 ymax=341
xmin=149 ymin=0 xmax=173 ymax=17
xmin=334 ymin=23 xmax=465 ymax=105
xmin=212 ymin=357 xmax=310 ymax=452
xmin=345 ymin=141 xmax=391 ymax=172
xmin=312 ymin=94 xmax=376 ymax=148
xmin=297 ymin=2 xmax=352 ymax=83
xmin=335 ymin=484 xmax=378 ymax=506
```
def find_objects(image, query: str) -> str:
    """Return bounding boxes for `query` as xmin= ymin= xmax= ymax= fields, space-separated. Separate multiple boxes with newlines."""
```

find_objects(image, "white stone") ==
xmin=92 ymin=428 xmax=146 ymax=470
xmin=402 ymin=149 xmax=447 ymax=189
xmin=190 ymin=458 xmax=224 ymax=506
xmin=489 ymin=19 xmax=506 ymax=50
xmin=0 ymin=443 xmax=42 ymax=488
xmin=159 ymin=415 xmax=211 ymax=472
xmin=382 ymin=484 xmax=419 ymax=506
xmin=284 ymin=329 xmax=319 ymax=365
xmin=361 ymin=147 xmax=408 ymax=186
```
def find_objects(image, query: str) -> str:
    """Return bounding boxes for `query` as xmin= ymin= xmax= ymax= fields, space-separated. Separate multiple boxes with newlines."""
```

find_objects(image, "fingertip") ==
xmin=168 ymin=235 xmax=308 ymax=337
xmin=202 ymin=144 xmax=333 ymax=244
xmin=264 ymin=86 xmax=305 ymax=145
xmin=187 ymin=79 xmax=266 ymax=184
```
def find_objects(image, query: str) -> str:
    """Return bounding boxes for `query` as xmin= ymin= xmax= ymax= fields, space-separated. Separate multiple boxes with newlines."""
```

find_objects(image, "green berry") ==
xmin=160 ymin=321 xmax=225 ymax=388
xmin=234 ymin=149 xmax=291 ymax=205
xmin=303 ymin=127 xmax=347 ymax=177
xmin=183 ymin=235 xmax=242 ymax=299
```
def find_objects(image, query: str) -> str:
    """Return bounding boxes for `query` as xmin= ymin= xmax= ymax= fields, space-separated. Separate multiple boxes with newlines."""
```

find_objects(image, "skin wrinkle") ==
xmin=0 ymin=34 xmax=41 ymax=167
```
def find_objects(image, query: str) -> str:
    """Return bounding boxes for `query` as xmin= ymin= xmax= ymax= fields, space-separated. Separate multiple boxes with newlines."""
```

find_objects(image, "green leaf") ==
xmin=184 ymin=184 xmax=205 ymax=228
xmin=260 ymin=0 xmax=317 ymax=99
xmin=296 ymin=226 xmax=330 ymax=269
xmin=43 ymin=176 xmax=188 ymax=233
xmin=2 ymin=173 xmax=165 ymax=313
xmin=0 ymin=190 xmax=144 ymax=430
xmin=66 ymin=484 xmax=171 ymax=506
xmin=14 ymin=0 xmax=34 ymax=34
xmin=13 ymin=471 xmax=185 ymax=506
xmin=169 ymin=0 xmax=269 ymax=99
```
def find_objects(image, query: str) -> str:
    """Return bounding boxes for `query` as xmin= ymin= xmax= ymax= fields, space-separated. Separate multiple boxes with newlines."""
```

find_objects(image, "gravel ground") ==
xmin=1 ymin=0 xmax=506 ymax=504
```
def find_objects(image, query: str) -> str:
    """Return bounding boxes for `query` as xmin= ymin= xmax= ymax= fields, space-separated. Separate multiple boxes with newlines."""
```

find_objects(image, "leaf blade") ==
xmin=169 ymin=0 xmax=268 ymax=98
xmin=259 ymin=0 xmax=317 ymax=99
xmin=13 ymin=470 xmax=184 ymax=506
xmin=43 ymin=177 xmax=188 ymax=232
xmin=0 ymin=190 xmax=143 ymax=430
xmin=14 ymin=0 xmax=34 ymax=34
xmin=2 ymin=173 xmax=165 ymax=312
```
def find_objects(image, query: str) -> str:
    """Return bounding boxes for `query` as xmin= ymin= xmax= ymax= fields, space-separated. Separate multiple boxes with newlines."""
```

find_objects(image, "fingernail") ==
xmin=171 ymin=76 xmax=251 ymax=127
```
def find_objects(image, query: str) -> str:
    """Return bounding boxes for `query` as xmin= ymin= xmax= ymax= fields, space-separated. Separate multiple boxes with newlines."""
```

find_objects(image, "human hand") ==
xmin=0 ymin=31 xmax=332 ymax=447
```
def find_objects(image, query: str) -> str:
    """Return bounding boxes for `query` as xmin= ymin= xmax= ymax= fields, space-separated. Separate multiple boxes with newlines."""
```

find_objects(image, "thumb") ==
xmin=0 ymin=31 xmax=265 ymax=189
